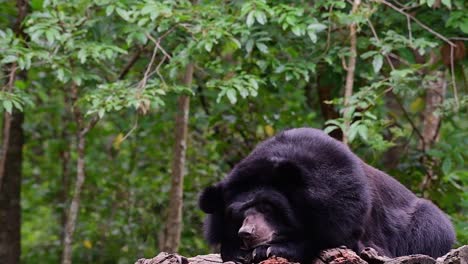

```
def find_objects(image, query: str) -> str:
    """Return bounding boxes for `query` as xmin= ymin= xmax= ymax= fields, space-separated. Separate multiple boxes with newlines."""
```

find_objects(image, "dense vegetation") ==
xmin=0 ymin=0 xmax=466 ymax=263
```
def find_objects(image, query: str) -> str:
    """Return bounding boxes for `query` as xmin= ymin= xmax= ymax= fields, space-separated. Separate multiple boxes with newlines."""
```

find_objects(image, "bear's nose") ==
xmin=238 ymin=226 xmax=255 ymax=239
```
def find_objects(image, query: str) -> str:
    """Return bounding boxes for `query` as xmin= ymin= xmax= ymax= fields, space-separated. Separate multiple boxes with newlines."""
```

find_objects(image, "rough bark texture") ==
xmin=420 ymin=71 xmax=446 ymax=150
xmin=315 ymin=71 xmax=342 ymax=141
xmin=0 ymin=2 xmax=28 ymax=263
xmin=61 ymin=83 xmax=98 ymax=264
xmin=59 ymin=91 xmax=72 ymax=254
xmin=419 ymin=71 xmax=446 ymax=192
xmin=160 ymin=63 xmax=194 ymax=252
xmin=0 ymin=110 xmax=12 ymax=190
xmin=0 ymin=111 xmax=24 ymax=264
xmin=342 ymin=0 xmax=361 ymax=145
xmin=381 ymin=94 xmax=405 ymax=170
xmin=135 ymin=246 xmax=468 ymax=264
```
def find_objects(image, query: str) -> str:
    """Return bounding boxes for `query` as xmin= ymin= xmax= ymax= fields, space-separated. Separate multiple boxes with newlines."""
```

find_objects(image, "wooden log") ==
xmin=134 ymin=246 xmax=467 ymax=264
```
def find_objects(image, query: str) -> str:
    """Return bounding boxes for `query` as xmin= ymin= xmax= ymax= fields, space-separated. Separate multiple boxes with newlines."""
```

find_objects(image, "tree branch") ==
xmin=377 ymin=0 xmax=456 ymax=47
xmin=342 ymin=0 xmax=361 ymax=145
xmin=118 ymin=46 xmax=145 ymax=80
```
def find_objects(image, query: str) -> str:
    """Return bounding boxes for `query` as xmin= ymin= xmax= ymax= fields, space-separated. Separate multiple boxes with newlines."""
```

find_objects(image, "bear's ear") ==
xmin=271 ymin=158 xmax=304 ymax=188
xmin=199 ymin=185 xmax=224 ymax=214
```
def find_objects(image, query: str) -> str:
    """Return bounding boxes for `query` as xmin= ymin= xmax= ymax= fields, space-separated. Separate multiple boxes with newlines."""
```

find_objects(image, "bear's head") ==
xmin=199 ymin=179 xmax=303 ymax=249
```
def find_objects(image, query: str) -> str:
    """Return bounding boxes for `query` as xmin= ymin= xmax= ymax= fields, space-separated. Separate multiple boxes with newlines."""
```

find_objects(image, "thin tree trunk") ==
xmin=315 ymin=68 xmax=342 ymax=141
xmin=0 ymin=68 xmax=17 ymax=189
xmin=0 ymin=110 xmax=12 ymax=189
xmin=419 ymin=71 xmax=446 ymax=193
xmin=0 ymin=1 xmax=28 ymax=263
xmin=59 ymin=92 xmax=72 ymax=254
xmin=381 ymin=94 xmax=405 ymax=170
xmin=0 ymin=111 xmax=24 ymax=264
xmin=342 ymin=0 xmax=361 ymax=145
xmin=160 ymin=63 xmax=193 ymax=253
xmin=61 ymin=83 xmax=98 ymax=264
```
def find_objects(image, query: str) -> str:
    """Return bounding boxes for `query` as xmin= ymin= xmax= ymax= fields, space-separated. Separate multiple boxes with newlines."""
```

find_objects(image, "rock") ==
xmin=437 ymin=245 xmax=468 ymax=264
xmin=313 ymin=248 xmax=367 ymax=264
xmin=385 ymin=255 xmax=435 ymax=264
xmin=360 ymin=247 xmax=392 ymax=264
xmin=135 ymin=252 xmax=188 ymax=264
xmin=360 ymin=247 xmax=437 ymax=264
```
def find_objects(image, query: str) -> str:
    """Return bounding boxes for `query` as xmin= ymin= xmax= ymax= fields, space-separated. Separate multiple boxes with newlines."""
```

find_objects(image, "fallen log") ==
xmin=135 ymin=246 xmax=467 ymax=264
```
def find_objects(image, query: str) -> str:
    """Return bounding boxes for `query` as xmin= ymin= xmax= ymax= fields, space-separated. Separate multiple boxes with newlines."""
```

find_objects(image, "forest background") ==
xmin=0 ymin=0 xmax=467 ymax=263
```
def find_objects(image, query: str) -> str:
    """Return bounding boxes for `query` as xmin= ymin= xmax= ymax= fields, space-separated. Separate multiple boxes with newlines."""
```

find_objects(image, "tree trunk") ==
xmin=419 ymin=71 xmax=446 ymax=193
xmin=59 ymin=93 xmax=72 ymax=256
xmin=160 ymin=63 xmax=193 ymax=252
xmin=0 ymin=111 xmax=24 ymax=264
xmin=61 ymin=83 xmax=97 ymax=264
xmin=342 ymin=0 xmax=361 ymax=145
xmin=0 ymin=1 xmax=28 ymax=263
xmin=315 ymin=68 xmax=342 ymax=141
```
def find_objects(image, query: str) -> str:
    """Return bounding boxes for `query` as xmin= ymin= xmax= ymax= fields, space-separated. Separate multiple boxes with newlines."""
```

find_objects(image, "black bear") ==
xmin=199 ymin=128 xmax=455 ymax=263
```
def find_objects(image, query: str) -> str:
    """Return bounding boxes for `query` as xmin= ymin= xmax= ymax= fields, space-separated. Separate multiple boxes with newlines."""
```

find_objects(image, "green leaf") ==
xmin=3 ymin=100 xmax=13 ymax=113
xmin=361 ymin=51 xmax=377 ymax=59
xmin=106 ymin=5 xmax=115 ymax=16
xmin=441 ymin=0 xmax=451 ymax=8
xmin=246 ymin=11 xmax=255 ymax=27
xmin=226 ymin=88 xmax=237 ymax=104
xmin=307 ymin=23 xmax=327 ymax=32
xmin=98 ymin=109 xmax=105 ymax=118
xmin=323 ymin=125 xmax=339 ymax=135
xmin=348 ymin=121 xmax=360 ymax=142
xmin=230 ymin=38 xmax=241 ymax=49
xmin=116 ymin=8 xmax=130 ymax=21
xmin=358 ymin=125 xmax=368 ymax=141
xmin=245 ymin=39 xmax=254 ymax=53
xmin=204 ymin=41 xmax=213 ymax=52
xmin=292 ymin=26 xmax=304 ymax=36
xmin=442 ymin=158 xmax=452 ymax=174
xmin=12 ymin=100 xmax=23 ymax=111
xmin=78 ymin=49 xmax=87 ymax=64
xmin=256 ymin=42 xmax=268 ymax=53
xmin=373 ymin=55 xmax=383 ymax=73
xmin=238 ymin=86 xmax=248 ymax=98
xmin=45 ymin=29 xmax=55 ymax=44
xmin=1 ymin=55 xmax=17 ymax=64
xmin=461 ymin=20 xmax=468 ymax=34
xmin=255 ymin=11 xmax=267 ymax=25
xmin=249 ymin=79 xmax=259 ymax=90
xmin=307 ymin=31 xmax=317 ymax=43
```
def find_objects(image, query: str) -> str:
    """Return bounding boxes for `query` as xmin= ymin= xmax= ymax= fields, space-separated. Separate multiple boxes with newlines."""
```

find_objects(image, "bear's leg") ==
xmin=220 ymin=242 xmax=251 ymax=263
xmin=251 ymin=241 xmax=309 ymax=263
xmin=403 ymin=200 xmax=455 ymax=258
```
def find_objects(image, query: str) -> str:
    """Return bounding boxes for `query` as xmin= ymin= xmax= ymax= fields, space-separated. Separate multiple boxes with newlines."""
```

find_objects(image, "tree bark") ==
xmin=0 ymin=1 xmax=28 ymax=263
xmin=315 ymin=69 xmax=342 ymax=141
xmin=0 ymin=111 xmax=24 ymax=264
xmin=160 ymin=63 xmax=193 ymax=252
xmin=61 ymin=83 xmax=98 ymax=264
xmin=59 ymin=91 xmax=72 ymax=255
xmin=419 ymin=71 xmax=446 ymax=193
xmin=342 ymin=0 xmax=361 ymax=145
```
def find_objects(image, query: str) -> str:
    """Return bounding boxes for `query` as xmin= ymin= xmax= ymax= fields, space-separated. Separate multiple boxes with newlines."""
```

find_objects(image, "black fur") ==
xmin=199 ymin=128 xmax=455 ymax=263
